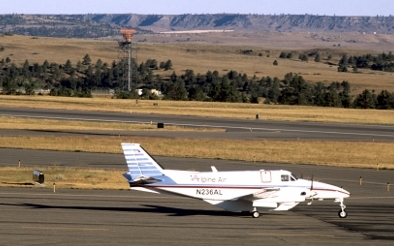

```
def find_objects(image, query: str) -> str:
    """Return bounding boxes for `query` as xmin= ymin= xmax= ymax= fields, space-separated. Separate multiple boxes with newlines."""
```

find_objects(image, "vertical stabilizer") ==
xmin=121 ymin=143 xmax=164 ymax=182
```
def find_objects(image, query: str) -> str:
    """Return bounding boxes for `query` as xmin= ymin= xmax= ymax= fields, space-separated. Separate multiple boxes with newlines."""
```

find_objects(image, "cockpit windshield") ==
xmin=290 ymin=173 xmax=298 ymax=181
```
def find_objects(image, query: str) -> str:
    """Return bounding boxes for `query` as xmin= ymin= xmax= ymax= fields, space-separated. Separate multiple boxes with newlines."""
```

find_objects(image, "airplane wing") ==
xmin=204 ymin=187 xmax=305 ymax=212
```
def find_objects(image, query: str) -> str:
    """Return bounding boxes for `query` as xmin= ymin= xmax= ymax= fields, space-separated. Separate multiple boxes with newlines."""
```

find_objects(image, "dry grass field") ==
xmin=1 ymin=135 xmax=393 ymax=170
xmin=0 ymin=166 xmax=126 ymax=189
xmin=1 ymin=33 xmax=393 ymax=93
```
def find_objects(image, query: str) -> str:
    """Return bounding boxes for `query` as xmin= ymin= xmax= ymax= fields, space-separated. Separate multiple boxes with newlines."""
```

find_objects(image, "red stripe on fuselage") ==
xmin=131 ymin=184 xmax=349 ymax=196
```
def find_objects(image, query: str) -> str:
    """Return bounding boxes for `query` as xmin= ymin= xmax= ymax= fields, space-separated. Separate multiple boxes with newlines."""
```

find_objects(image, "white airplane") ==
xmin=121 ymin=143 xmax=350 ymax=218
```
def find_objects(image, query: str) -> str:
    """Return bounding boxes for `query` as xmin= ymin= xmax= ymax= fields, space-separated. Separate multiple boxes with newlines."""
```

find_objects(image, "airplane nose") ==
xmin=341 ymin=188 xmax=350 ymax=198
xmin=336 ymin=185 xmax=350 ymax=198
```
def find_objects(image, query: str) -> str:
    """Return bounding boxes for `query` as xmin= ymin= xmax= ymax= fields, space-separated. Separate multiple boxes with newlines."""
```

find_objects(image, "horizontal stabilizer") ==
xmin=123 ymin=172 xmax=161 ymax=185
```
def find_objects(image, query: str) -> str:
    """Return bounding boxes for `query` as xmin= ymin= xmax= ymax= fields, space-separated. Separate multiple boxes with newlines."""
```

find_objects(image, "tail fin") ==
xmin=121 ymin=143 xmax=164 ymax=184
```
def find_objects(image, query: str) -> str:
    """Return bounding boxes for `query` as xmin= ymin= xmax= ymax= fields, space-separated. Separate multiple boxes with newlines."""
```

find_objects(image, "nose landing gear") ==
xmin=338 ymin=199 xmax=347 ymax=218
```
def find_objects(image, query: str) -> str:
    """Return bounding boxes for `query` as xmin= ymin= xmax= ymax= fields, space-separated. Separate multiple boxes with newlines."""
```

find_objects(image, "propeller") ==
xmin=307 ymin=174 xmax=316 ymax=205
xmin=310 ymin=174 xmax=314 ymax=191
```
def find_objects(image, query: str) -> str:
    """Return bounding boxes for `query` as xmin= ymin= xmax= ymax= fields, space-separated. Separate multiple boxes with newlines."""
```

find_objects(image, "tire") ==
xmin=338 ymin=210 xmax=347 ymax=218
xmin=252 ymin=211 xmax=260 ymax=218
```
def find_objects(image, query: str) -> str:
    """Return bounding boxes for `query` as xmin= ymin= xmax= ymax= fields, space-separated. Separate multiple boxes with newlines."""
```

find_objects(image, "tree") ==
xmin=283 ymin=72 xmax=294 ymax=85
xmin=299 ymin=54 xmax=308 ymax=62
xmin=82 ymin=54 xmax=91 ymax=65
xmin=24 ymin=81 xmax=36 ymax=95
xmin=337 ymin=54 xmax=348 ymax=72
xmin=164 ymin=78 xmax=187 ymax=100
xmin=95 ymin=59 xmax=103 ymax=70
xmin=312 ymin=82 xmax=326 ymax=106
xmin=21 ymin=59 xmax=30 ymax=77
xmin=279 ymin=74 xmax=311 ymax=105
xmin=42 ymin=60 xmax=49 ymax=72
xmin=273 ymin=60 xmax=278 ymax=66
xmin=145 ymin=59 xmax=158 ymax=69
xmin=1 ymin=77 xmax=18 ymax=95
xmin=376 ymin=90 xmax=394 ymax=109
xmin=64 ymin=59 xmax=72 ymax=73
xmin=314 ymin=53 xmax=321 ymax=62
xmin=164 ymin=60 xmax=173 ymax=70
xmin=76 ymin=60 xmax=83 ymax=72
xmin=182 ymin=69 xmax=196 ymax=86
xmin=188 ymin=86 xmax=206 ymax=101
xmin=353 ymin=89 xmax=376 ymax=109
xmin=217 ymin=78 xmax=242 ymax=102
xmin=266 ymin=79 xmax=280 ymax=103
xmin=323 ymin=91 xmax=342 ymax=107
xmin=339 ymin=82 xmax=352 ymax=108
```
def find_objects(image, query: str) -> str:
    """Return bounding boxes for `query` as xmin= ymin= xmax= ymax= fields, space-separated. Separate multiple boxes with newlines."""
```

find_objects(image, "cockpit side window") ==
xmin=290 ymin=174 xmax=298 ymax=181
xmin=281 ymin=175 xmax=289 ymax=182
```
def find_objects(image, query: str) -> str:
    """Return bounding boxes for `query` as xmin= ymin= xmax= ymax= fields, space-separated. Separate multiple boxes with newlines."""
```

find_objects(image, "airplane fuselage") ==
xmin=132 ymin=169 xmax=349 ymax=208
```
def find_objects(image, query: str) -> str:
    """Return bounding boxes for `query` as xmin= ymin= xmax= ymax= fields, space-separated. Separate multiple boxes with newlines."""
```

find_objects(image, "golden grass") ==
xmin=1 ymin=35 xmax=394 ymax=93
xmin=0 ymin=116 xmax=224 ymax=132
xmin=0 ymin=166 xmax=127 ymax=189
xmin=1 ymin=135 xmax=393 ymax=169
xmin=1 ymin=95 xmax=394 ymax=125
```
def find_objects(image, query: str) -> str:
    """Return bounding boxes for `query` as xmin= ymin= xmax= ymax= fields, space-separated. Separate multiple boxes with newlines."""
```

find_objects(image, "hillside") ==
xmin=1 ymin=14 xmax=394 ymax=39
xmin=92 ymin=14 xmax=394 ymax=34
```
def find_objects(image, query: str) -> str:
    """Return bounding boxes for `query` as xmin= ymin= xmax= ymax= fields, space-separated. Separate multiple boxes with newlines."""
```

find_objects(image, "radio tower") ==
xmin=118 ymin=29 xmax=136 ymax=91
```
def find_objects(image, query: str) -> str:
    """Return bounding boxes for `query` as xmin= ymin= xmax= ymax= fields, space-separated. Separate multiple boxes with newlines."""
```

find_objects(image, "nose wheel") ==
xmin=338 ymin=210 xmax=347 ymax=218
xmin=338 ymin=199 xmax=347 ymax=218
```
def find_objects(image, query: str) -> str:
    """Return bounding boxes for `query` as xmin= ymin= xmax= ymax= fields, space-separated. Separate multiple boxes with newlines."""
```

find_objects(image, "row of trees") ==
xmin=338 ymin=52 xmax=394 ymax=72
xmin=278 ymin=50 xmax=394 ymax=73
xmin=0 ymin=54 xmax=173 ymax=98
xmin=279 ymin=51 xmax=328 ymax=63
xmin=1 ymin=55 xmax=394 ymax=109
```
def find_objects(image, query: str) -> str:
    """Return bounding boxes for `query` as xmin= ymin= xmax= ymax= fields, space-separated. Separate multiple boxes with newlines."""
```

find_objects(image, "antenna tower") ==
xmin=118 ymin=29 xmax=136 ymax=91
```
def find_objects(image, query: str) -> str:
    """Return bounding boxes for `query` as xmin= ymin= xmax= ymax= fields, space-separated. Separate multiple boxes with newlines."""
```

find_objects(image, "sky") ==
xmin=1 ymin=0 xmax=393 ymax=16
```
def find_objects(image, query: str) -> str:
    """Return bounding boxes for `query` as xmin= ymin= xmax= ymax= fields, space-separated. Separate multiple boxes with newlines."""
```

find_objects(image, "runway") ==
xmin=1 ymin=106 xmax=394 ymax=244
xmin=1 ymin=149 xmax=394 ymax=245
xmin=0 ymin=188 xmax=377 ymax=246
xmin=1 ymin=106 xmax=394 ymax=141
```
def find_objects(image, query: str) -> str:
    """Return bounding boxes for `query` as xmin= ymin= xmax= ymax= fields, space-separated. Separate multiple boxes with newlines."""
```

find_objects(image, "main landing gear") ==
xmin=252 ymin=210 xmax=260 ymax=218
xmin=250 ymin=207 xmax=260 ymax=218
xmin=338 ymin=199 xmax=347 ymax=218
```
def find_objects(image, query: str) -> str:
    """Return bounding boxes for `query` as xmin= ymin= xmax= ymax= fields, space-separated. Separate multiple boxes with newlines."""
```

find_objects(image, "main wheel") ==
xmin=338 ymin=210 xmax=347 ymax=218
xmin=252 ymin=211 xmax=260 ymax=218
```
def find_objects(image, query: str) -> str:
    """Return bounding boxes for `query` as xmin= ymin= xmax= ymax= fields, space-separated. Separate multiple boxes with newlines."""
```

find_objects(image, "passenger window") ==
xmin=281 ymin=175 xmax=289 ymax=182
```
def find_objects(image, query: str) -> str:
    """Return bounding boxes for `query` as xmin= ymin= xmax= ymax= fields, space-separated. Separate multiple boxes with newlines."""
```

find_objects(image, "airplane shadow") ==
xmin=1 ymin=202 xmax=245 ymax=217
